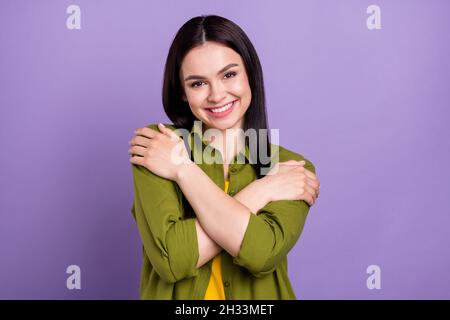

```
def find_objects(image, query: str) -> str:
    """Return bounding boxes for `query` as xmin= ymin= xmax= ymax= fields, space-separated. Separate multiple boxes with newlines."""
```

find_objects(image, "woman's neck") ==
xmin=203 ymin=124 xmax=245 ymax=165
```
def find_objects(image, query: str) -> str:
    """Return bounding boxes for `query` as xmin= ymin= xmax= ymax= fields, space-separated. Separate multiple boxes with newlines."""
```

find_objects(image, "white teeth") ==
xmin=210 ymin=101 xmax=234 ymax=113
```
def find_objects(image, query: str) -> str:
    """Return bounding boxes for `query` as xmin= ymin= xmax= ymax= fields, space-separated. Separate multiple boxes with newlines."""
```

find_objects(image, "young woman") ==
xmin=128 ymin=15 xmax=320 ymax=300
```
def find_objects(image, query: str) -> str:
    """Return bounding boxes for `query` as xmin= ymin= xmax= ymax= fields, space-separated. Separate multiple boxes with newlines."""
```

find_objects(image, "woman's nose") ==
xmin=207 ymin=81 xmax=227 ymax=104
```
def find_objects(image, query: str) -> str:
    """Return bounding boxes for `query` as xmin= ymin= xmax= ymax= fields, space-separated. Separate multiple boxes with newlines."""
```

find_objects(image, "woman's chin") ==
xmin=205 ymin=118 xmax=239 ymax=131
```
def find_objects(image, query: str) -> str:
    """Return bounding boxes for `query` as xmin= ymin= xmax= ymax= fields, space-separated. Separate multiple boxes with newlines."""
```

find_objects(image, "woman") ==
xmin=128 ymin=15 xmax=320 ymax=300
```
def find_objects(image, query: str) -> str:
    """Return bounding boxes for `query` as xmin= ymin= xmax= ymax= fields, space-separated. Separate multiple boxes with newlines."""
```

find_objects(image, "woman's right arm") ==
xmin=194 ymin=176 xmax=272 ymax=268
xmin=129 ymin=125 xmax=319 ymax=269
xmin=195 ymin=160 xmax=320 ymax=268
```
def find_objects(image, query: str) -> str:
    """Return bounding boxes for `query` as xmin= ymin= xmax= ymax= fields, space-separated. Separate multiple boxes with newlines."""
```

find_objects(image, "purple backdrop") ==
xmin=1 ymin=0 xmax=449 ymax=299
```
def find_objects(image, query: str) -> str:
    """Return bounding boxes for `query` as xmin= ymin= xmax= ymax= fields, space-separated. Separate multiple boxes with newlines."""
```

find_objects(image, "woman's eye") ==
xmin=191 ymin=71 xmax=236 ymax=88
xmin=224 ymin=71 xmax=237 ymax=79
xmin=191 ymin=81 xmax=205 ymax=88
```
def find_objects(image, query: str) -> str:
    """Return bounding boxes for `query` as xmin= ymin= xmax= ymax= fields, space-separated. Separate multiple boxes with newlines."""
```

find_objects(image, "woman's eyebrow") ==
xmin=184 ymin=63 xmax=239 ymax=81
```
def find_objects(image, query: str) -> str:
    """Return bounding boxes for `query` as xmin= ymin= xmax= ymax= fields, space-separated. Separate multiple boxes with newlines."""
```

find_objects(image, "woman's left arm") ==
xmin=130 ymin=124 xmax=253 ymax=257
xmin=129 ymin=124 xmax=320 ymax=261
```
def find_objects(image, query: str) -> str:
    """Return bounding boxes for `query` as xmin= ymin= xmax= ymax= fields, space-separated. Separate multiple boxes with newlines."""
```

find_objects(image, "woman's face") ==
xmin=180 ymin=41 xmax=252 ymax=132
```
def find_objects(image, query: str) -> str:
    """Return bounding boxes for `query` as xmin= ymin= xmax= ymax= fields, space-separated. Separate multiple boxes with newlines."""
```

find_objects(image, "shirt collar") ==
xmin=187 ymin=120 xmax=251 ymax=164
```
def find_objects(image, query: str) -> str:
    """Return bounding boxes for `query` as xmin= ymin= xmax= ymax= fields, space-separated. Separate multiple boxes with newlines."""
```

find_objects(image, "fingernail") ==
xmin=159 ymin=123 xmax=165 ymax=128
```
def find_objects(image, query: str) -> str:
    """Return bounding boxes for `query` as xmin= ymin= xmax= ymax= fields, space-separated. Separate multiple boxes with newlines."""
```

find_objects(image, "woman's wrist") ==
xmin=174 ymin=159 xmax=196 ymax=184
xmin=234 ymin=178 xmax=272 ymax=213
xmin=253 ymin=176 xmax=273 ymax=204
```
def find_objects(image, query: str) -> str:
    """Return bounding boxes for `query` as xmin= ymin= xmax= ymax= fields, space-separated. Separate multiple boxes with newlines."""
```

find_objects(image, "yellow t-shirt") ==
xmin=204 ymin=179 xmax=229 ymax=300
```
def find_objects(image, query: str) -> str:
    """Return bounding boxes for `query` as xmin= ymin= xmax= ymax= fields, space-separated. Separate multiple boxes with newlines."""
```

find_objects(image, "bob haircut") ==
xmin=162 ymin=14 xmax=271 ymax=178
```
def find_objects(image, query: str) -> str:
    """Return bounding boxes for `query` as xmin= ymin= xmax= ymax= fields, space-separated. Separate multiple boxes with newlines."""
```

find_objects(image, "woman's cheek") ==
xmin=231 ymin=82 xmax=252 ymax=108
xmin=230 ymin=79 xmax=251 ymax=97
xmin=228 ymin=80 xmax=244 ymax=93
xmin=187 ymin=91 xmax=208 ymax=115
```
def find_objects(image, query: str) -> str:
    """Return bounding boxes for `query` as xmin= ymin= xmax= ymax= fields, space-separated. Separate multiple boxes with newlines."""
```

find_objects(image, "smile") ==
xmin=206 ymin=99 xmax=238 ymax=117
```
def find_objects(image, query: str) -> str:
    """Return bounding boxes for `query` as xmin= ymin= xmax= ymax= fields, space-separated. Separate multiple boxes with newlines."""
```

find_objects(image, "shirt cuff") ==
xmin=232 ymin=213 xmax=273 ymax=276
xmin=166 ymin=217 xmax=200 ymax=280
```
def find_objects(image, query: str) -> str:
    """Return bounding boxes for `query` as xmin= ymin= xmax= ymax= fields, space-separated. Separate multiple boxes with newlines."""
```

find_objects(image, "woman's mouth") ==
xmin=205 ymin=99 xmax=238 ymax=118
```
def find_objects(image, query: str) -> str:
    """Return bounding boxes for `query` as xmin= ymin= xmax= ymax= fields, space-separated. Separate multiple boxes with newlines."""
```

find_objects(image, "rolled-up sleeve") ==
xmin=232 ymin=158 xmax=316 ymax=278
xmin=131 ymin=163 xmax=199 ymax=284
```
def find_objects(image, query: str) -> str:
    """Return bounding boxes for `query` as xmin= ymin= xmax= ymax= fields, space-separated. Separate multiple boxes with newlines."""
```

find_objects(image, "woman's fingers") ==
xmin=129 ymin=155 xmax=145 ymax=166
xmin=129 ymin=135 xmax=151 ymax=148
xmin=304 ymin=183 xmax=317 ymax=197
xmin=302 ymin=167 xmax=319 ymax=182
xmin=128 ymin=145 xmax=147 ymax=157
xmin=303 ymin=183 xmax=317 ymax=202
xmin=279 ymin=160 xmax=305 ymax=167
xmin=291 ymin=167 xmax=319 ymax=189
xmin=134 ymin=127 xmax=159 ymax=139
xmin=305 ymin=177 xmax=320 ymax=201
xmin=295 ymin=165 xmax=320 ymax=193
xmin=301 ymin=188 xmax=315 ymax=206
xmin=304 ymin=175 xmax=320 ymax=190
xmin=283 ymin=160 xmax=319 ymax=188
xmin=157 ymin=123 xmax=180 ymax=141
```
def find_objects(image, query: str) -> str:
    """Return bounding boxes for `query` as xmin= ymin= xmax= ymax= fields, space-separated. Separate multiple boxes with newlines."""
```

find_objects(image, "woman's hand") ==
xmin=261 ymin=160 xmax=320 ymax=206
xmin=128 ymin=123 xmax=192 ymax=181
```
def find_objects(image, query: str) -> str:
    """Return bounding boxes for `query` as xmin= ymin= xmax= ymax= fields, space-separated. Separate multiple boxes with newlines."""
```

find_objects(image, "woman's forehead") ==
xmin=181 ymin=42 xmax=243 ymax=74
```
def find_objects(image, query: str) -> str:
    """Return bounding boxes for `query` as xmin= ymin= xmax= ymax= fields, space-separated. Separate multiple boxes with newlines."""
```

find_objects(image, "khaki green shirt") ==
xmin=130 ymin=121 xmax=316 ymax=300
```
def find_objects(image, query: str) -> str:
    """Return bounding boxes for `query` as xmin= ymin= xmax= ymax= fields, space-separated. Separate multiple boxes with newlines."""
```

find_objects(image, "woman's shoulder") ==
xmin=144 ymin=123 xmax=177 ymax=131
xmin=270 ymin=143 xmax=316 ymax=173
xmin=140 ymin=124 xmax=316 ymax=173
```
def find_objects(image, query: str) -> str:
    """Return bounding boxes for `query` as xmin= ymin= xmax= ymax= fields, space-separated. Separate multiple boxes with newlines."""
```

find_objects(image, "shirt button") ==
xmin=223 ymin=281 xmax=230 ymax=287
xmin=230 ymin=167 xmax=238 ymax=174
